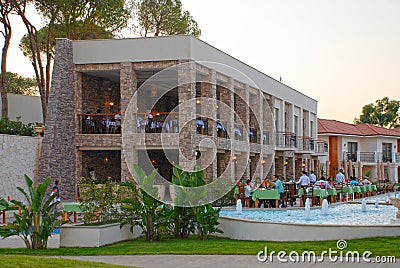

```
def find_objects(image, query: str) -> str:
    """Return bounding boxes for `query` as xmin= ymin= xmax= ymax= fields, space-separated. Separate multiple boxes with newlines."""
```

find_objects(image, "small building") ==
xmin=38 ymin=36 xmax=327 ymax=198
xmin=318 ymin=119 xmax=400 ymax=183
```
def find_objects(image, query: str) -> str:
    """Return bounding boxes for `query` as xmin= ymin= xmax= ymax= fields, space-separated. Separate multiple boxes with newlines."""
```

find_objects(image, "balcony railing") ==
xmin=79 ymin=113 xmax=121 ymax=134
xmin=249 ymin=128 xmax=258 ymax=143
xmin=276 ymin=132 xmax=296 ymax=148
xmin=136 ymin=112 xmax=179 ymax=133
xmin=314 ymin=140 xmax=328 ymax=154
xmin=359 ymin=152 xmax=375 ymax=162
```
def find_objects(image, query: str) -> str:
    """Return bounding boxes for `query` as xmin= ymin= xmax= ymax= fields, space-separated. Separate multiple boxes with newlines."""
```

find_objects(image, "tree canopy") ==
xmin=2 ymin=72 xmax=38 ymax=96
xmin=136 ymin=0 xmax=201 ymax=37
xmin=354 ymin=97 xmax=400 ymax=129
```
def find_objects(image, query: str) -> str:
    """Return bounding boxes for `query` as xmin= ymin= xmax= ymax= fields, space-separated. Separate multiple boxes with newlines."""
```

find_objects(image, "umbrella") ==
xmin=357 ymin=161 xmax=362 ymax=179
xmin=326 ymin=160 xmax=330 ymax=178
xmin=344 ymin=160 xmax=348 ymax=180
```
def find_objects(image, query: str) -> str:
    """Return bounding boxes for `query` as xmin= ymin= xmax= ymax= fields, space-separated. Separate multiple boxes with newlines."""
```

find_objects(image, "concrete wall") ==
xmin=0 ymin=93 xmax=43 ymax=124
xmin=0 ymin=134 xmax=41 ymax=201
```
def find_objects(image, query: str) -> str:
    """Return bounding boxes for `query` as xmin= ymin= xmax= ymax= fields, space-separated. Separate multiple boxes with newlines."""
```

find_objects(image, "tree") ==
xmin=0 ymin=1 xmax=14 ymax=118
xmin=13 ymin=0 xmax=130 ymax=122
xmin=136 ymin=0 xmax=201 ymax=37
xmin=354 ymin=97 xmax=400 ymax=128
xmin=1 ymin=71 xmax=38 ymax=95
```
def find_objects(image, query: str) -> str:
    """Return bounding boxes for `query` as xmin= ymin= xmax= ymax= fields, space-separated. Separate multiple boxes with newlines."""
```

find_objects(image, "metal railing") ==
xmin=249 ymin=127 xmax=258 ymax=143
xmin=78 ymin=113 xmax=121 ymax=134
xmin=314 ymin=140 xmax=328 ymax=154
xmin=359 ymin=152 xmax=375 ymax=162
xmin=136 ymin=112 xmax=179 ymax=133
xmin=276 ymin=132 xmax=296 ymax=148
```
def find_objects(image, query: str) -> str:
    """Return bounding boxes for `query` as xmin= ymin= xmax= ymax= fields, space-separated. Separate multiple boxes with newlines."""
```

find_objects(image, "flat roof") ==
xmin=72 ymin=35 xmax=317 ymax=113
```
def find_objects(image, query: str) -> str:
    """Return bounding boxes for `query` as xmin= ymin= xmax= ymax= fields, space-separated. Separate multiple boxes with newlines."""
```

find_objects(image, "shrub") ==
xmin=0 ymin=117 xmax=35 ymax=136
xmin=78 ymin=178 xmax=126 ymax=225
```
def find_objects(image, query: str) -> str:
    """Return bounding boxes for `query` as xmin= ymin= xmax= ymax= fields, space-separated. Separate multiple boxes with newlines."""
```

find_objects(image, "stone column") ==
xmin=178 ymin=61 xmax=196 ymax=171
xmin=38 ymin=38 xmax=76 ymax=198
xmin=120 ymin=62 xmax=136 ymax=181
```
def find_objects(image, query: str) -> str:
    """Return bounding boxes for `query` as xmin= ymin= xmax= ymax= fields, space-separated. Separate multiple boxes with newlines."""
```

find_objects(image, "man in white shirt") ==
xmin=335 ymin=169 xmax=345 ymax=184
xmin=309 ymin=171 xmax=317 ymax=184
xmin=297 ymin=171 xmax=310 ymax=186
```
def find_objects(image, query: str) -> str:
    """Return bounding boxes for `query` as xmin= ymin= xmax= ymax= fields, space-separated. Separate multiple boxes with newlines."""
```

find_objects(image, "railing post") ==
xmin=356 ymin=151 xmax=360 ymax=162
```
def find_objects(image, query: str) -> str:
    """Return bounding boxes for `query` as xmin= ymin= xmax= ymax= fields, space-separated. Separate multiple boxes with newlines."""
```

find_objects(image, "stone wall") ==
xmin=0 ymin=134 xmax=41 ymax=201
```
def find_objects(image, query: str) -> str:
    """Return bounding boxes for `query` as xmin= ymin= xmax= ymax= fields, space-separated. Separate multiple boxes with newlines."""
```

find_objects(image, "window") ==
xmin=382 ymin=143 xmax=392 ymax=162
xmin=294 ymin=115 xmax=298 ymax=135
xmin=347 ymin=142 xmax=358 ymax=161
xmin=310 ymin=121 xmax=314 ymax=138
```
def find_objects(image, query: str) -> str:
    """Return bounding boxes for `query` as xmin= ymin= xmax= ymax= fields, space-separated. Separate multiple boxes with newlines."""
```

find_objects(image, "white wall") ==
xmin=0 ymin=93 xmax=43 ymax=124
xmin=0 ymin=134 xmax=41 ymax=201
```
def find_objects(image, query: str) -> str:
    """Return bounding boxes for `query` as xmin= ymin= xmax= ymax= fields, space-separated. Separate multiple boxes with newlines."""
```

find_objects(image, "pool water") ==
xmin=220 ymin=204 xmax=398 ymax=225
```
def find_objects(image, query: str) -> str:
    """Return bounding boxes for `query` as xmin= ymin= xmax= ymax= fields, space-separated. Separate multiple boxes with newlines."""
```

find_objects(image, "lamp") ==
xmin=261 ymin=159 xmax=266 ymax=164
xmin=151 ymin=159 xmax=156 ymax=164
xmin=104 ymin=157 xmax=109 ymax=163
xmin=196 ymin=100 xmax=201 ymax=104
xmin=284 ymin=160 xmax=288 ymax=166
xmin=302 ymin=162 xmax=306 ymax=167
xmin=232 ymin=156 xmax=237 ymax=161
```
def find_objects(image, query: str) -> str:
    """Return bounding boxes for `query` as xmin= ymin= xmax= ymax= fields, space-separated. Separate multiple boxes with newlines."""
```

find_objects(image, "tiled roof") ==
xmin=318 ymin=119 xmax=400 ymax=137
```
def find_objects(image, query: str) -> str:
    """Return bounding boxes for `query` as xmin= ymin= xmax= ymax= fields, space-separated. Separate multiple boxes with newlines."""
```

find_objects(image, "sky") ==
xmin=3 ymin=0 xmax=400 ymax=123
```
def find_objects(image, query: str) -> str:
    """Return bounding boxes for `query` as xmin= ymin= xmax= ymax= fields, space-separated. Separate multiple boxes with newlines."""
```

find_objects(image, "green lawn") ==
xmin=0 ymin=236 xmax=399 ymax=257
xmin=2 ymin=255 xmax=129 ymax=268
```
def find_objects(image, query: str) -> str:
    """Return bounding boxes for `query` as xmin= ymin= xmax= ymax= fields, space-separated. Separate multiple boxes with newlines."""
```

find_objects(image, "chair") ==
xmin=304 ymin=187 xmax=319 ymax=206
xmin=238 ymin=184 xmax=252 ymax=208
xmin=285 ymin=183 xmax=298 ymax=207
xmin=335 ymin=184 xmax=343 ymax=202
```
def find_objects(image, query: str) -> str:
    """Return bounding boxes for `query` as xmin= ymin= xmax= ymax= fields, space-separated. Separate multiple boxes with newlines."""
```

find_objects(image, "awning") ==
xmin=216 ymin=122 xmax=226 ymax=131
xmin=196 ymin=119 xmax=205 ymax=128
xmin=234 ymin=127 xmax=242 ymax=136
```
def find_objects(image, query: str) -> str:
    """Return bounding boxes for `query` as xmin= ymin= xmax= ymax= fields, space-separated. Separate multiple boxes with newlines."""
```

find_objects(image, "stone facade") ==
xmin=0 ymin=134 xmax=41 ymax=201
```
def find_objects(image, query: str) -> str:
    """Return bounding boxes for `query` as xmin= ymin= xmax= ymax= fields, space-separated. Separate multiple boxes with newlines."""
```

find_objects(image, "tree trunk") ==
xmin=0 ymin=15 xmax=11 ymax=118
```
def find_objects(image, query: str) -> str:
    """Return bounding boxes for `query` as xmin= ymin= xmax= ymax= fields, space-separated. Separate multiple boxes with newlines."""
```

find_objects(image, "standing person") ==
xmin=297 ymin=171 xmax=310 ymax=186
xmin=51 ymin=180 xmax=66 ymax=212
xmin=309 ymin=171 xmax=317 ymax=184
xmin=273 ymin=175 xmax=286 ymax=208
xmin=335 ymin=169 xmax=345 ymax=184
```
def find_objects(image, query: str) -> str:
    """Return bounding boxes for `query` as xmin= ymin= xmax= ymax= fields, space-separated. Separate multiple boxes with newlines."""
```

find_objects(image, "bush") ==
xmin=0 ymin=117 xmax=35 ymax=136
xmin=78 ymin=178 xmax=128 ymax=225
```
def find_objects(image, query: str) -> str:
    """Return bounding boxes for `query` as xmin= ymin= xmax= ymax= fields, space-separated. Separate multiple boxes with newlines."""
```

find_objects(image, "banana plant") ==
xmin=0 ymin=175 xmax=61 ymax=249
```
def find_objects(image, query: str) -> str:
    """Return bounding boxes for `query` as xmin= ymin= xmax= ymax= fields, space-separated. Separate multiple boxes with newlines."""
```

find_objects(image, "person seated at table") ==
xmin=273 ymin=175 xmax=286 ymax=208
xmin=335 ymin=169 xmax=345 ymax=184
xmin=254 ymin=177 xmax=262 ymax=189
xmin=314 ymin=176 xmax=332 ymax=189
xmin=261 ymin=178 xmax=272 ymax=188
xmin=361 ymin=176 xmax=371 ymax=185
xmin=349 ymin=176 xmax=359 ymax=186
xmin=244 ymin=179 xmax=253 ymax=197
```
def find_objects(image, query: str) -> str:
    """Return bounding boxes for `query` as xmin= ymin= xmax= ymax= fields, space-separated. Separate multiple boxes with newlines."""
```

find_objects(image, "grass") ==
xmin=2 ymin=255 xmax=130 ymax=268
xmin=0 ymin=236 xmax=399 ymax=257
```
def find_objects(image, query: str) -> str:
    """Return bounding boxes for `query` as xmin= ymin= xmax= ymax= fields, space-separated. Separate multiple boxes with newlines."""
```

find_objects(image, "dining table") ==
xmin=251 ymin=188 xmax=280 ymax=208
xmin=298 ymin=187 xmax=328 ymax=206
xmin=62 ymin=202 xmax=83 ymax=223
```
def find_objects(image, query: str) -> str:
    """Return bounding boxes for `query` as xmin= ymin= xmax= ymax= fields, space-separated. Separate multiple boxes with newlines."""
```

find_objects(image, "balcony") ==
xmin=314 ymin=140 xmax=328 ymax=154
xmin=136 ymin=112 xmax=179 ymax=134
xmin=359 ymin=152 xmax=375 ymax=162
xmin=79 ymin=113 xmax=121 ymax=134
xmin=276 ymin=132 xmax=296 ymax=149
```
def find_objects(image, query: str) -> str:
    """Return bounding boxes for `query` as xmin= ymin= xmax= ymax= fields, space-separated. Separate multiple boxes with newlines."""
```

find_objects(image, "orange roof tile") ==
xmin=318 ymin=119 xmax=400 ymax=137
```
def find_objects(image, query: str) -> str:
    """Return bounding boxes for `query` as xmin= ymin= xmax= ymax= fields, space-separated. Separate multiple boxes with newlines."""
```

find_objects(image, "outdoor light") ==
xmin=284 ymin=161 xmax=288 ymax=166
xmin=216 ymin=105 xmax=219 ymax=109
xmin=196 ymin=100 xmax=201 ymax=104
xmin=302 ymin=162 xmax=306 ymax=167
xmin=109 ymin=101 xmax=114 ymax=107
xmin=261 ymin=159 xmax=266 ymax=164
xmin=151 ymin=159 xmax=156 ymax=164
xmin=104 ymin=157 xmax=109 ymax=163
xmin=232 ymin=156 xmax=237 ymax=161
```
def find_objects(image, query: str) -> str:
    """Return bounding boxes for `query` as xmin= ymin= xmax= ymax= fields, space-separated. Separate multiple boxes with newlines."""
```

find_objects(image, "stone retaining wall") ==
xmin=0 ymin=134 xmax=41 ymax=201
